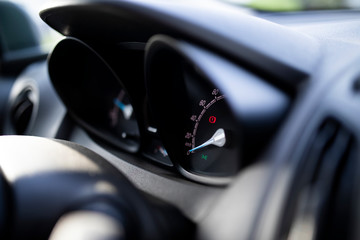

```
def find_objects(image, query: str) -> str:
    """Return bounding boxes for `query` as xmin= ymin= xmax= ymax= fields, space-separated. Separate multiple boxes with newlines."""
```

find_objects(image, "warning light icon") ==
xmin=209 ymin=116 xmax=216 ymax=124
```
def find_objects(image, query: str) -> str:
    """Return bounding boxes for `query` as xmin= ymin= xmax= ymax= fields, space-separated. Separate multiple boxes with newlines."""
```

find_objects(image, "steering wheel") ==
xmin=0 ymin=136 xmax=194 ymax=240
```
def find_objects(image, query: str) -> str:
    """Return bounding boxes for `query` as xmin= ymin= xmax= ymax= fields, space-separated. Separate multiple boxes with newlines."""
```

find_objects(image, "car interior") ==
xmin=0 ymin=0 xmax=360 ymax=239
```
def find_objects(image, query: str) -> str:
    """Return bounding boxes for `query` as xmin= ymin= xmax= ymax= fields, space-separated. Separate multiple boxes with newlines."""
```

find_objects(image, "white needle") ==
xmin=114 ymin=99 xmax=133 ymax=120
xmin=188 ymin=128 xmax=226 ymax=154
xmin=122 ymin=105 xmax=133 ymax=120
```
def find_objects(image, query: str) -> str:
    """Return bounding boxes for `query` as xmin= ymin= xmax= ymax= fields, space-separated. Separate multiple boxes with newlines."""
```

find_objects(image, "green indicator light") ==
xmin=201 ymin=154 xmax=208 ymax=160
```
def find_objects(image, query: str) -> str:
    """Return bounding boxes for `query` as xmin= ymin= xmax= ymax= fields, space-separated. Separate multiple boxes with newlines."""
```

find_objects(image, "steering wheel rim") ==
xmin=0 ymin=136 xmax=194 ymax=240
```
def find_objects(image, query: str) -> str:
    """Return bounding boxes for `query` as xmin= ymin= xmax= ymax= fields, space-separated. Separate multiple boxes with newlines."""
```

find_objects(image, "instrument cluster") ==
xmin=48 ymin=35 xmax=290 ymax=185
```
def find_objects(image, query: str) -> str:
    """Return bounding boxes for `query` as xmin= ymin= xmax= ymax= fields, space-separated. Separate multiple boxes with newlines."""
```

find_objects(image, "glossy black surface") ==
xmin=49 ymin=38 xmax=141 ymax=152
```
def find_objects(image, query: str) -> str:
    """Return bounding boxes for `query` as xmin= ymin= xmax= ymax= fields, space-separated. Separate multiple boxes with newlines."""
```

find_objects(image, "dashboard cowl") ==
xmin=40 ymin=0 xmax=319 ymax=92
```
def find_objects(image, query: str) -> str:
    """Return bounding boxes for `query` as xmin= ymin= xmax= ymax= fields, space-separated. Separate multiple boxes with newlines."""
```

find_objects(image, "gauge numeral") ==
xmin=190 ymin=115 xmax=197 ymax=122
xmin=185 ymin=142 xmax=192 ymax=147
xmin=185 ymin=132 xmax=192 ymax=139
xmin=212 ymin=88 xmax=219 ymax=96
xmin=199 ymin=100 xmax=206 ymax=107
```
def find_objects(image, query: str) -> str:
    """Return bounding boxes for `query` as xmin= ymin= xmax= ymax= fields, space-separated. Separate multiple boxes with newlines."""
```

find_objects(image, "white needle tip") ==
xmin=188 ymin=128 xmax=226 ymax=153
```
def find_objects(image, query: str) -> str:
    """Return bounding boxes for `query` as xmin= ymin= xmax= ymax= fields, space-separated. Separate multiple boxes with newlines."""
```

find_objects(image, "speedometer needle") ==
xmin=188 ymin=128 xmax=226 ymax=154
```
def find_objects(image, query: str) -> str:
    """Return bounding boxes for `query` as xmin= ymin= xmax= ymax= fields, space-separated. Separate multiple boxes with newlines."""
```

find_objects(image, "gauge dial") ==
xmin=183 ymin=86 xmax=240 ymax=176
xmin=181 ymin=61 xmax=241 ymax=177
xmin=146 ymin=45 xmax=242 ymax=179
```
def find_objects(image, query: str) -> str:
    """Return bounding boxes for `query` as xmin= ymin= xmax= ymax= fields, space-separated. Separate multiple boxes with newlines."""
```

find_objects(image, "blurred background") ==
xmin=7 ymin=0 xmax=62 ymax=52
xmin=223 ymin=0 xmax=360 ymax=11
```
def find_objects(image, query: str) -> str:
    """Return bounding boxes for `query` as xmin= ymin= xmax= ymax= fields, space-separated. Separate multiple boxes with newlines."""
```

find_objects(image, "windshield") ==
xmin=221 ymin=0 xmax=360 ymax=11
xmin=9 ymin=0 xmax=62 ymax=52
xmin=10 ymin=0 xmax=360 ymax=15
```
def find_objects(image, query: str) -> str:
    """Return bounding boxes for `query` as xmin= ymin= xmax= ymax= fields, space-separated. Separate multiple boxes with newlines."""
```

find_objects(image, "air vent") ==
xmin=313 ymin=120 xmax=356 ymax=240
xmin=287 ymin=118 xmax=356 ymax=240
xmin=307 ymin=119 xmax=353 ymax=184
xmin=10 ymin=88 xmax=34 ymax=135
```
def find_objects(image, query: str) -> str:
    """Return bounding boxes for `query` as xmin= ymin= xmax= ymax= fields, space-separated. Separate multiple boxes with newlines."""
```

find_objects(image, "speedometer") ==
xmin=182 ymin=67 xmax=241 ymax=177
xmin=186 ymin=92 xmax=226 ymax=155
xmin=185 ymin=92 xmax=227 ymax=160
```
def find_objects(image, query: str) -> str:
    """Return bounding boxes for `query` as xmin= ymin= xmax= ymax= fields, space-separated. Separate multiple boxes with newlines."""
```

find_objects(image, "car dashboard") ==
xmin=1 ymin=0 xmax=360 ymax=239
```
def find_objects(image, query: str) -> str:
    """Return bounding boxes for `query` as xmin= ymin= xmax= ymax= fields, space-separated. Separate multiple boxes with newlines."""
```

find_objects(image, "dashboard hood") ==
xmin=40 ymin=0 xmax=320 ymax=91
